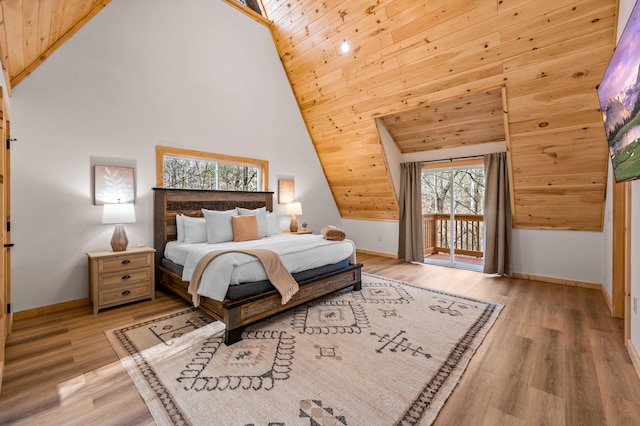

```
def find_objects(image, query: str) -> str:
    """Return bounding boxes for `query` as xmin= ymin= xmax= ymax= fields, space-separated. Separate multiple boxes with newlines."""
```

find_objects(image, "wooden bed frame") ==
xmin=153 ymin=188 xmax=362 ymax=345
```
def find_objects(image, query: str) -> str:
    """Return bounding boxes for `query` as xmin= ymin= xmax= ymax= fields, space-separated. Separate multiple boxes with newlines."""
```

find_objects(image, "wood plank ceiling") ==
xmin=380 ymin=88 xmax=505 ymax=153
xmin=261 ymin=0 xmax=616 ymax=230
xmin=0 ymin=0 xmax=618 ymax=231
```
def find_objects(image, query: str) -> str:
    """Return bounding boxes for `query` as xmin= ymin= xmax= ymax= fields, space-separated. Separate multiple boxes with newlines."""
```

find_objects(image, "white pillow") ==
xmin=237 ymin=206 xmax=269 ymax=237
xmin=182 ymin=216 xmax=207 ymax=244
xmin=175 ymin=214 xmax=185 ymax=242
xmin=202 ymin=208 xmax=238 ymax=243
xmin=266 ymin=212 xmax=281 ymax=236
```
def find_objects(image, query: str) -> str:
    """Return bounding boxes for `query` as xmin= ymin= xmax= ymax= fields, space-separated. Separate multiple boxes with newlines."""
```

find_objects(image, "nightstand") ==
xmin=87 ymin=247 xmax=156 ymax=314
xmin=283 ymin=230 xmax=312 ymax=234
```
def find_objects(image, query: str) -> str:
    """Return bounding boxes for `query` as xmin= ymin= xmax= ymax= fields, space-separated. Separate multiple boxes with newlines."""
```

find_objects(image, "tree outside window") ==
xmin=156 ymin=146 xmax=268 ymax=192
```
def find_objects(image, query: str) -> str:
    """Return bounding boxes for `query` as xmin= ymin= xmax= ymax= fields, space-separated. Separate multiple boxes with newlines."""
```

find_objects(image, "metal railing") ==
xmin=423 ymin=213 xmax=484 ymax=258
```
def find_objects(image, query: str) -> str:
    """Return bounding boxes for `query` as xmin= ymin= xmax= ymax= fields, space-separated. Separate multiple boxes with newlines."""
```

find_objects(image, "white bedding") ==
xmin=164 ymin=234 xmax=356 ymax=301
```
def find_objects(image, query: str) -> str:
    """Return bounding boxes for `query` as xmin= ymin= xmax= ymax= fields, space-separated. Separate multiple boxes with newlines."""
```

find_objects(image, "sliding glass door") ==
xmin=421 ymin=164 xmax=485 ymax=270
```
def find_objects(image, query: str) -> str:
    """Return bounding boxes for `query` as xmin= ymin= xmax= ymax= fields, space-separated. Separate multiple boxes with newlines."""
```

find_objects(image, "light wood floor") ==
xmin=1 ymin=254 xmax=639 ymax=425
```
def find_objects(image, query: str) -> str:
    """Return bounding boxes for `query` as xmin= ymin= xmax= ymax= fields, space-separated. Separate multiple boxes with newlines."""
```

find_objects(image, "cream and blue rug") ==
xmin=106 ymin=273 xmax=502 ymax=425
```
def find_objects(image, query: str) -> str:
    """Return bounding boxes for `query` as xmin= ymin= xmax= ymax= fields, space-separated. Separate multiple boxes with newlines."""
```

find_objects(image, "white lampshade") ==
xmin=285 ymin=202 xmax=302 ymax=216
xmin=286 ymin=202 xmax=302 ymax=232
xmin=102 ymin=203 xmax=136 ymax=252
xmin=102 ymin=203 xmax=136 ymax=224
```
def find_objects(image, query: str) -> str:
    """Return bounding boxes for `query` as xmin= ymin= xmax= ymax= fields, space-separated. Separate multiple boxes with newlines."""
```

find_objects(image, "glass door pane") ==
xmin=452 ymin=168 xmax=485 ymax=269
xmin=421 ymin=169 xmax=452 ymax=265
xmin=422 ymin=166 xmax=485 ymax=270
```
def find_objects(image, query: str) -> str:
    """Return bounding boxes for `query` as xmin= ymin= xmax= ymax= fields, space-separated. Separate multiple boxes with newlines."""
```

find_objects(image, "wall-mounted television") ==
xmin=598 ymin=0 xmax=640 ymax=182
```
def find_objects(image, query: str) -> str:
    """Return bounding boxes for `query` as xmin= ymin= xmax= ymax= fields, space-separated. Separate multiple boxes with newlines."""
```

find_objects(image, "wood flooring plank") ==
xmin=525 ymin=387 xmax=565 ymax=425
xmin=530 ymin=327 xmax=563 ymax=397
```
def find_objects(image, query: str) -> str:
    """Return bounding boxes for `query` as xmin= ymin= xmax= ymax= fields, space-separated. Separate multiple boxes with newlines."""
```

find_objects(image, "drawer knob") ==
xmin=122 ymin=290 xmax=131 ymax=295
xmin=122 ymin=274 xmax=131 ymax=280
xmin=121 ymin=259 xmax=131 ymax=265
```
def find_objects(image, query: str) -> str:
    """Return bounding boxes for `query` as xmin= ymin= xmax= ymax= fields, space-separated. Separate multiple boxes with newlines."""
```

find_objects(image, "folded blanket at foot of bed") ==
xmin=321 ymin=225 xmax=346 ymax=241
xmin=188 ymin=249 xmax=299 ymax=307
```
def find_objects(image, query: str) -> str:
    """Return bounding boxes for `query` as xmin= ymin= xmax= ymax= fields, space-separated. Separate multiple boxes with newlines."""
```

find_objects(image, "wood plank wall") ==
xmin=262 ymin=0 xmax=617 ymax=230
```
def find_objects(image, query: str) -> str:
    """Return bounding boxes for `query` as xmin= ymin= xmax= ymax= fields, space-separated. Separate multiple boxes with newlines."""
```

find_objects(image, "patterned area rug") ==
xmin=106 ymin=273 xmax=502 ymax=425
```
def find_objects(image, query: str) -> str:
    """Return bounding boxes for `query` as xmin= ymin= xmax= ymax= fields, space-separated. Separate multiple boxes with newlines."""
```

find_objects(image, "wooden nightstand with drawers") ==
xmin=87 ymin=247 xmax=156 ymax=314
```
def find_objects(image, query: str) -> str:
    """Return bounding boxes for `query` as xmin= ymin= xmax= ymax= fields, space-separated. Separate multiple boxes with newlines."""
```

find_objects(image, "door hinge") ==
xmin=7 ymin=303 xmax=10 ymax=314
xmin=6 ymin=221 xmax=9 ymax=232
xmin=6 ymin=138 xmax=15 ymax=150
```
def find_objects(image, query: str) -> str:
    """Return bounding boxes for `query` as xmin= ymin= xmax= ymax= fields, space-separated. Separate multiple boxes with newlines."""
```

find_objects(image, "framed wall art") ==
xmin=94 ymin=165 xmax=135 ymax=205
xmin=278 ymin=179 xmax=295 ymax=204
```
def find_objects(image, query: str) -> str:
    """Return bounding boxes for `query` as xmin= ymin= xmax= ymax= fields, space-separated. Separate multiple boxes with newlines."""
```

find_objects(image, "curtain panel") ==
xmin=483 ymin=152 xmax=512 ymax=275
xmin=398 ymin=162 xmax=424 ymax=262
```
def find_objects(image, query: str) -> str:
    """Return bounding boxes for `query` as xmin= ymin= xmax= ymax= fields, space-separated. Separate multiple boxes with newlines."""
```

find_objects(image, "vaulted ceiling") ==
xmin=380 ymin=88 xmax=505 ymax=154
xmin=0 ymin=0 xmax=618 ymax=231
xmin=262 ymin=0 xmax=615 ymax=230
xmin=0 ymin=0 xmax=110 ymax=90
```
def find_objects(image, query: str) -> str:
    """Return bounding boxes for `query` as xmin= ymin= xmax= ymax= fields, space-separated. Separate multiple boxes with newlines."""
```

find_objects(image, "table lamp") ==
xmin=102 ymin=203 xmax=136 ymax=251
xmin=285 ymin=202 xmax=303 ymax=232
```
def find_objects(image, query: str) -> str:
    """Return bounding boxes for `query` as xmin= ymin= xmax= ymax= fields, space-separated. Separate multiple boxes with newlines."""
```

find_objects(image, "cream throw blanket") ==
xmin=188 ymin=249 xmax=299 ymax=307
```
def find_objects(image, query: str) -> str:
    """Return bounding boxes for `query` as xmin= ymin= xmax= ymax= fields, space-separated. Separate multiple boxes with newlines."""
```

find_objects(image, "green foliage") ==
xmin=608 ymin=104 xmax=640 ymax=148
xmin=612 ymin=137 xmax=640 ymax=181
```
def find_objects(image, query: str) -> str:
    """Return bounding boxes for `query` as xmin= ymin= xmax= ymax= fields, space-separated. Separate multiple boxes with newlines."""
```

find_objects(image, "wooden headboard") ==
xmin=152 ymin=188 xmax=274 ymax=272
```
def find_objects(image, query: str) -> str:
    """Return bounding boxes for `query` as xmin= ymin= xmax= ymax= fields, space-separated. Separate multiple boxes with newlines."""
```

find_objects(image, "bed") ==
xmin=153 ymin=188 xmax=363 ymax=345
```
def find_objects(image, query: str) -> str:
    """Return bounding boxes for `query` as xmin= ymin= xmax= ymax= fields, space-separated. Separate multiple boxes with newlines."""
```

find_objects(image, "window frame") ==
xmin=220 ymin=0 xmax=270 ymax=26
xmin=156 ymin=145 xmax=269 ymax=192
xmin=421 ymin=158 xmax=483 ymax=171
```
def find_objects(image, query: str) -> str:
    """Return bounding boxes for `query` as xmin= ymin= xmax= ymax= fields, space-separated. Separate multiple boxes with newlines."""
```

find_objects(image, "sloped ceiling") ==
xmin=380 ymin=88 xmax=505 ymax=154
xmin=261 ymin=0 xmax=615 ymax=230
xmin=0 ymin=0 xmax=111 ymax=90
xmin=0 ymin=0 xmax=617 ymax=231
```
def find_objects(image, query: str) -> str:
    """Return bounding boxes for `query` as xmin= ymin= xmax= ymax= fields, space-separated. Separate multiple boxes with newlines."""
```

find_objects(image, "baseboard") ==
xmin=356 ymin=248 xmax=398 ymax=259
xmin=511 ymin=272 xmax=601 ymax=290
xmin=512 ymin=273 xmax=615 ymax=315
xmin=600 ymin=286 xmax=614 ymax=315
xmin=626 ymin=339 xmax=640 ymax=381
xmin=13 ymin=298 xmax=91 ymax=321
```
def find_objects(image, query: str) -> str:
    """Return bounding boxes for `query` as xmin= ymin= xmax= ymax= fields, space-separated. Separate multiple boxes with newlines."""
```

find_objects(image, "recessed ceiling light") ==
xmin=340 ymin=41 xmax=350 ymax=53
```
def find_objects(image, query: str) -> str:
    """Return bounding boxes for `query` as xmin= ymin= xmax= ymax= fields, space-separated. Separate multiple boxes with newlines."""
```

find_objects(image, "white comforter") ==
xmin=164 ymin=234 xmax=356 ymax=301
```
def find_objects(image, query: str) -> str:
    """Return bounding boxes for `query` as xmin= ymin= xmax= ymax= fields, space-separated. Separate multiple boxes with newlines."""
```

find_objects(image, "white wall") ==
xmin=512 ymin=229 xmax=605 ymax=284
xmin=9 ymin=0 xmax=340 ymax=312
xmin=602 ymin=165 xmax=614 ymax=297
xmin=342 ymin=218 xmax=398 ymax=255
xmin=375 ymin=119 xmax=401 ymax=197
xmin=632 ymin=181 xmax=640 ymax=346
xmin=0 ymin=70 xmax=7 ymax=108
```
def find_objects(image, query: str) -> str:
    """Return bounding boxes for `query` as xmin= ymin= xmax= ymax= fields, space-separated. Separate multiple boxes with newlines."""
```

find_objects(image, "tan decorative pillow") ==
xmin=232 ymin=215 xmax=261 ymax=242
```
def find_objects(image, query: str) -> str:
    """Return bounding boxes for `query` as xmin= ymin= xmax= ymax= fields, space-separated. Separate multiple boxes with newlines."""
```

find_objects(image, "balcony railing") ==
xmin=423 ymin=213 xmax=484 ymax=258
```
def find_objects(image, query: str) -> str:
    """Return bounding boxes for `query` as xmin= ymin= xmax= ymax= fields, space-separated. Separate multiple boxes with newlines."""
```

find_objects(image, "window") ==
xmin=156 ymin=146 xmax=268 ymax=192
xmin=236 ymin=0 xmax=263 ymax=15
xmin=221 ymin=0 xmax=269 ymax=24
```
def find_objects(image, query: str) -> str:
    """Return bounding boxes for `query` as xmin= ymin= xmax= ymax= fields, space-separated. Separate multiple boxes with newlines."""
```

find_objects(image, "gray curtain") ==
xmin=483 ymin=152 xmax=512 ymax=275
xmin=398 ymin=162 xmax=424 ymax=262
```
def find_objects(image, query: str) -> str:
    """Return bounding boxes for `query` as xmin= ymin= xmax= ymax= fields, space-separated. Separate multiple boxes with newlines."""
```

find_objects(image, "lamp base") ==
xmin=289 ymin=215 xmax=299 ymax=232
xmin=111 ymin=224 xmax=129 ymax=252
